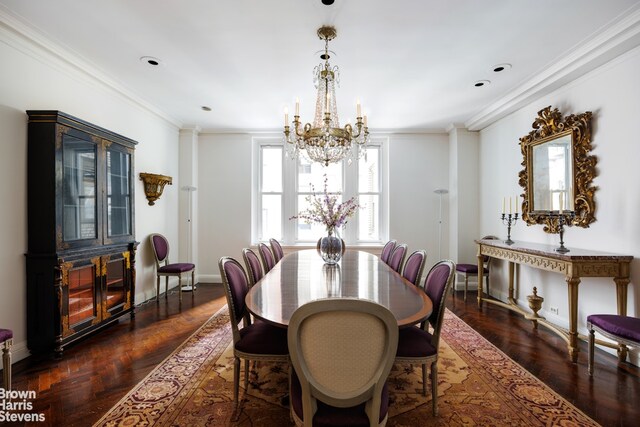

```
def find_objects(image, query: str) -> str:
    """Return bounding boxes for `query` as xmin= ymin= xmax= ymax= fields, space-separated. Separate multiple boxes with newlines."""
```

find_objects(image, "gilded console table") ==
xmin=476 ymin=239 xmax=632 ymax=363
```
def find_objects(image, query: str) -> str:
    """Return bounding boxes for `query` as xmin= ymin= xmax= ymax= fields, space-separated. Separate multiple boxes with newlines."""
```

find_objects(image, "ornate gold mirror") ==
xmin=518 ymin=106 xmax=596 ymax=233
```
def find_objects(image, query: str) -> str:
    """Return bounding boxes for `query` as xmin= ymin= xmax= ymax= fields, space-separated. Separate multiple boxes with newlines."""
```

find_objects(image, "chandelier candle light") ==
xmin=501 ymin=196 xmax=519 ymax=245
xmin=283 ymin=26 xmax=369 ymax=166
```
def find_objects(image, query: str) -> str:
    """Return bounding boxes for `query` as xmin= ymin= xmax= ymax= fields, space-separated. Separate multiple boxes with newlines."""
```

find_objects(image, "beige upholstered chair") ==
xmin=219 ymin=257 xmax=289 ymax=410
xmin=395 ymin=260 xmax=455 ymax=416
xmin=288 ymin=298 xmax=398 ymax=427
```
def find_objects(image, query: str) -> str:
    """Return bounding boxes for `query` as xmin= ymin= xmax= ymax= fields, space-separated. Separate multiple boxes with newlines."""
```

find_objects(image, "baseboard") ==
xmin=198 ymin=274 xmax=220 ymax=284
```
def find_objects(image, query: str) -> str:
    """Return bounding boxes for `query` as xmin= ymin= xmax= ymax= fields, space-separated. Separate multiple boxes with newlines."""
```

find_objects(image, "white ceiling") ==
xmin=1 ymin=0 xmax=640 ymax=131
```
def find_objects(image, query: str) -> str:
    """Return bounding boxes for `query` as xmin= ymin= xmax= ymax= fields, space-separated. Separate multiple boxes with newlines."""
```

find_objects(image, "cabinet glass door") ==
xmin=67 ymin=263 xmax=98 ymax=327
xmin=63 ymin=135 xmax=97 ymax=241
xmin=106 ymin=148 xmax=132 ymax=237
xmin=105 ymin=257 xmax=127 ymax=315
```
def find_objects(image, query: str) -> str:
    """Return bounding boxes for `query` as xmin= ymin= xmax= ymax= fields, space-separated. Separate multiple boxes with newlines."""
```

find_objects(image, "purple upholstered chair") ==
xmin=1 ymin=328 xmax=12 ymax=390
xmin=380 ymin=239 xmax=397 ymax=264
xmin=150 ymin=233 xmax=196 ymax=302
xmin=402 ymin=250 xmax=427 ymax=286
xmin=588 ymin=314 xmax=640 ymax=376
xmin=288 ymin=299 xmax=398 ymax=427
xmin=269 ymin=238 xmax=284 ymax=263
xmin=454 ymin=235 xmax=498 ymax=301
xmin=387 ymin=243 xmax=408 ymax=273
xmin=395 ymin=260 xmax=455 ymax=416
xmin=258 ymin=242 xmax=276 ymax=273
xmin=219 ymin=257 xmax=289 ymax=409
xmin=242 ymin=248 xmax=264 ymax=289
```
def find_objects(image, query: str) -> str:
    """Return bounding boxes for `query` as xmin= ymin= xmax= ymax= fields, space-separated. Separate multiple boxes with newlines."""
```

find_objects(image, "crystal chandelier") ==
xmin=283 ymin=26 xmax=369 ymax=166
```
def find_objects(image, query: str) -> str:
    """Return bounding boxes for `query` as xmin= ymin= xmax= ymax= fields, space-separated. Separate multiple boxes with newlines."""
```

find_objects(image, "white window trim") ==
xmin=252 ymin=135 xmax=388 ymax=246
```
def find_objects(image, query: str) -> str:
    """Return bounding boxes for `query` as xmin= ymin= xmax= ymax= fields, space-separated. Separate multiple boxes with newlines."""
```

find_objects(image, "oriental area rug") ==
xmin=95 ymin=306 xmax=599 ymax=427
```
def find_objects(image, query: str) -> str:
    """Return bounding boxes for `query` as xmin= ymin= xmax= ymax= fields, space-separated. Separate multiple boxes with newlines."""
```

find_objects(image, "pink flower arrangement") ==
xmin=290 ymin=175 xmax=360 ymax=233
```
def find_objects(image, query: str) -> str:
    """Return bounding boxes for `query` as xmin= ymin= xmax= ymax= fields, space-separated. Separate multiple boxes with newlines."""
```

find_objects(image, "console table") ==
xmin=475 ymin=239 xmax=632 ymax=363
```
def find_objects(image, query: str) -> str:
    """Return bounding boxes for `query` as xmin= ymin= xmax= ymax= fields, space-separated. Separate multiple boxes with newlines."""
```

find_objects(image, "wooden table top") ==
xmin=245 ymin=249 xmax=433 ymax=328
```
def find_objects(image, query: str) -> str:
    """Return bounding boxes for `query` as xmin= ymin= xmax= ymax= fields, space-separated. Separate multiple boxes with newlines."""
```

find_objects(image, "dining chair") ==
xmin=150 ymin=233 xmax=196 ymax=302
xmin=395 ymin=259 xmax=455 ymax=416
xmin=269 ymin=238 xmax=285 ymax=263
xmin=454 ymin=235 xmax=498 ymax=301
xmin=258 ymin=242 xmax=276 ymax=273
xmin=218 ymin=257 xmax=289 ymax=409
xmin=380 ymin=239 xmax=397 ymax=265
xmin=402 ymin=250 xmax=427 ymax=286
xmin=1 ymin=328 xmax=12 ymax=390
xmin=587 ymin=314 xmax=640 ymax=376
xmin=242 ymin=248 xmax=264 ymax=289
xmin=387 ymin=243 xmax=408 ymax=273
xmin=288 ymin=298 xmax=398 ymax=427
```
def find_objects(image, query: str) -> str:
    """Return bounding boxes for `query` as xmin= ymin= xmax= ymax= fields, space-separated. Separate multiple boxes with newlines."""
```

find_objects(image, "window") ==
xmin=253 ymin=137 xmax=387 ymax=245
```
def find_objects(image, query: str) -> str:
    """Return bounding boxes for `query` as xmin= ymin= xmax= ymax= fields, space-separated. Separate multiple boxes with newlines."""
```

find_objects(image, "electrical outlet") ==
xmin=550 ymin=306 xmax=559 ymax=315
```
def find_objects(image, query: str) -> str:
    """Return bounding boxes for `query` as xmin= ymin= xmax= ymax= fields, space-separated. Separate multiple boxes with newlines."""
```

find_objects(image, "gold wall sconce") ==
xmin=139 ymin=173 xmax=173 ymax=205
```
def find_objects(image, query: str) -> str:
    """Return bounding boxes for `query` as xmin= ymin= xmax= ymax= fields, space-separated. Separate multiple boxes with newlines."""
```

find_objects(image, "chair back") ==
xmin=388 ymin=244 xmax=408 ymax=273
xmin=242 ymin=248 xmax=264 ymax=288
xmin=402 ymin=250 xmax=427 ymax=286
xmin=150 ymin=233 xmax=170 ymax=266
xmin=288 ymin=298 xmax=398 ymax=426
xmin=218 ymin=257 xmax=252 ymax=344
xmin=380 ymin=239 xmax=397 ymax=264
xmin=269 ymin=238 xmax=284 ymax=263
xmin=422 ymin=260 xmax=455 ymax=346
xmin=258 ymin=242 xmax=275 ymax=272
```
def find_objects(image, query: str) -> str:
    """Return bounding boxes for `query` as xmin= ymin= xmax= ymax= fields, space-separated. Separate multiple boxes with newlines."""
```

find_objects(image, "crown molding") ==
xmin=0 ymin=7 xmax=183 ymax=129
xmin=465 ymin=4 xmax=640 ymax=131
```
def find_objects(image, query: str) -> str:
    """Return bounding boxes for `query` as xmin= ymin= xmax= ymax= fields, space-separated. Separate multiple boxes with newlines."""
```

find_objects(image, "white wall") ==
xmin=196 ymin=132 xmax=451 ymax=282
xmin=478 ymin=46 xmax=640 ymax=364
xmin=0 ymin=24 xmax=180 ymax=362
xmin=389 ymin=134 xmax=450 ymax=269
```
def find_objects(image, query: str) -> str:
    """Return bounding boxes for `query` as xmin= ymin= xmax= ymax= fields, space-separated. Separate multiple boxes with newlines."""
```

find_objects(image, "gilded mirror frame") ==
xmin=518 ymin=106 xmax=596 ymax=233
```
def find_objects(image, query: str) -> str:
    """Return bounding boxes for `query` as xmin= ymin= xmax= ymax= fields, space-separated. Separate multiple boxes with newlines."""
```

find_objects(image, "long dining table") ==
xmin=245 ymin=249 xmax=433 ymax=328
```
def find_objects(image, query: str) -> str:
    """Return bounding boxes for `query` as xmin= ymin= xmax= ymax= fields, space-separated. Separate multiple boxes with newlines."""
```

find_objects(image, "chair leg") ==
xmin=588 ymin=328 xmax=595 ymax=376
xmin=233 ymin=357 xmax=240 ymax=407
xmin=2 ymin=339 xmax=11 ymax=391
xmin=422 ymin=363 xmax=427 ymax=396
xmin=431 ymin=360 xmax=438 ymax=416
xmin=464 ymin=274 xmax=469 ymax=301
xmin=244 ymin=359 xmax=250 ymax=392
xmin=178 ymin=276 xmax=183 ymax=302
xmin=192 ymin=270 xmax=196 ymax=292
xmin=165 ymin=276 xmax=169 ymax=299
xmin=156 ymin=275 xmax=161 ymax=301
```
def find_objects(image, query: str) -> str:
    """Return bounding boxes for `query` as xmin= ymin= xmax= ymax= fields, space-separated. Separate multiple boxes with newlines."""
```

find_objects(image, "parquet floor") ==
xmin=8 ymin=284 xmax=639 ymax=426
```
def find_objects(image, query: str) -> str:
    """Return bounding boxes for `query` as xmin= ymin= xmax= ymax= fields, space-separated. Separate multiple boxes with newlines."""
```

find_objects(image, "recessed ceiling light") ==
xmin=322 ymin=0 xmax=335 ymax=5
xmin=201 ymin=106 xmax=212 ymax=112
xmin=492 ymin=63 xmax=512 ymax=73
xmin=140 ymin=56 xmax=162 ymax=66
xmin=474 ymin=80 xmax=491 ymax=87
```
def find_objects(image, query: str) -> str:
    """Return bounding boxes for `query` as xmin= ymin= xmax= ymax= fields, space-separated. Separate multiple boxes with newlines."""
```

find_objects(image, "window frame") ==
xmin=252 ymin=135 xmax=387 ymax=246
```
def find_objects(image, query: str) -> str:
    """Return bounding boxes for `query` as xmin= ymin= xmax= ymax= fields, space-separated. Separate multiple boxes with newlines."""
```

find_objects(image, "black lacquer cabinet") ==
xmin=26 ymin=111 xmax=138 ymax=355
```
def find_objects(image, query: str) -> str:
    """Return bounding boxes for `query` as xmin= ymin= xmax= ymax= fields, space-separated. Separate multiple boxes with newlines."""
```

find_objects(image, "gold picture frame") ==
xmin=518 ymin=106 xmax=596 ymax=233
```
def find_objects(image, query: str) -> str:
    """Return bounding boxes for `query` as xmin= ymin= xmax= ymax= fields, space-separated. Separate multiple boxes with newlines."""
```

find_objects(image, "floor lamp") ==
xmin=181 ymin=185 xmax=197 ymax=291
xmin=434 ymin=188 xmax=448 ymax=260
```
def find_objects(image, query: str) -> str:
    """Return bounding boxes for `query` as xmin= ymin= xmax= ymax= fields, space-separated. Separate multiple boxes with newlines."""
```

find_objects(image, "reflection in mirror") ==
xmin=531 ymin=133 xmax=573 ymax=212
xmin=518 ymin=106 xmax=596 ymax=233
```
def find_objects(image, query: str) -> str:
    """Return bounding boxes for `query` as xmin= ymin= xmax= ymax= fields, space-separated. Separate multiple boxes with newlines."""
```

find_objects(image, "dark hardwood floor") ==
xmin=7 ymin=284 xmax=639 ymax=426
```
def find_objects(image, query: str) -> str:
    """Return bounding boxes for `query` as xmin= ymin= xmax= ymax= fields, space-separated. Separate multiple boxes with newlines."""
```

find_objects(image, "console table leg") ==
xmin=614 ymin=276 xmax=630 ymax=361
xmin=477 ymin=253 xmax=484 ymax=308
xmin=566 ymin=276 xmax=581 ymax=363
